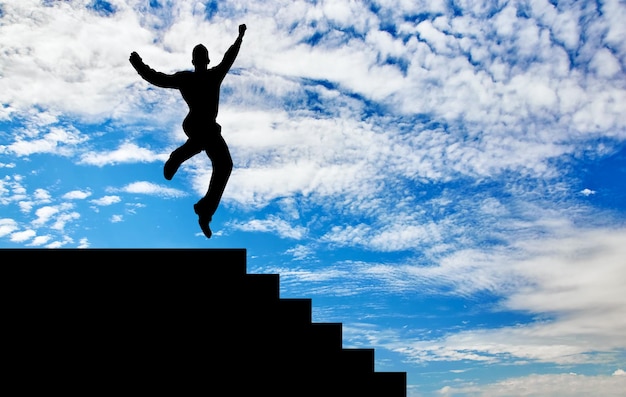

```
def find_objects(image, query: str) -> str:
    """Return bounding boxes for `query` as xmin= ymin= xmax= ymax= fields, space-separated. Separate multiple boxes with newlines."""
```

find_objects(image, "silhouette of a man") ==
xmin=130 ymin=24 xmax=246 ymax=238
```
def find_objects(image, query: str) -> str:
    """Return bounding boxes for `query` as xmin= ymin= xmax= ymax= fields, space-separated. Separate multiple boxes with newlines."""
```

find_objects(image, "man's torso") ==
xmin=176 ymin=69 xmax=225 ymax=121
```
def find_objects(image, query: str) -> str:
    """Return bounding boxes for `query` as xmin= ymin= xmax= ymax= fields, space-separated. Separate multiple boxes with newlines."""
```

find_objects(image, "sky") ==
xmin=1 ymin=0 xmax=626 ymax=395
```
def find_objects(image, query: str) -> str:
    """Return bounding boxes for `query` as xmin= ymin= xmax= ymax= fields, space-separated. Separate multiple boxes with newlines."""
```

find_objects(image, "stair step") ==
xmin=340 ymin=348 xmax=375 ymax=373
xmin=310 ymin=322 xmax=343 ymax=351
xmin=371 ymin=372 xmax=407 ymax=397
xmin=5 ymin=248 xmax=248 ymax=281
xmin=242 ymin=273 xmax=279 ymax=300
xmin=277 ymin=298 xmax=312 ymax=325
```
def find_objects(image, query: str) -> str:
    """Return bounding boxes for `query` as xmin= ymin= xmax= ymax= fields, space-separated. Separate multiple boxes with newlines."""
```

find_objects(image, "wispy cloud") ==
xmin=17 ymin=187 xmax=53 ymax=213
xmin=112 ymin=181 xmax=187 ymax=198
xmin=31 ymin=203 xmax=79 ymax=231
xmin=79 ymin=142 xmax=167 ymax=166
xmin=284 ymin=244 xmax=315 ymax=261
xmin=110 ymin=214 xmax=123 ymax=223
xmin=2 ymin=126 xmax=88 ymax=157
xmin=1 ymin=175 xmax=29 ymax=206
xmin=229 ymin=215 xmax=307 ymax=239
xmin=50 ymin=210 xmax=80 ymax=231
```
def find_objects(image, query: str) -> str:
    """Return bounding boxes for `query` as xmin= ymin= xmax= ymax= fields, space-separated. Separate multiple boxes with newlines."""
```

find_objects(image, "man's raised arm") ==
xmin=215 ymin=24 xmax=246 ymax=76
xmin=129 ymin=52 xmax=180 ymax=89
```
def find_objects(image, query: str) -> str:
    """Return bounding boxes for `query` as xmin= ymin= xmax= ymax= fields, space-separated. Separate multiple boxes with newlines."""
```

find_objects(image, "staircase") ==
xmin=5 ymin=248 xmax=406 ymax=396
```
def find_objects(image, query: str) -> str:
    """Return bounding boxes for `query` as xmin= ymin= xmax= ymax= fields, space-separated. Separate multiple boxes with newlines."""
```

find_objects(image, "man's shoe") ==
xmin=194 ymin=203 xmax=212 ymax=239
xmin=164 ymin=158 xmax=180 ymax=181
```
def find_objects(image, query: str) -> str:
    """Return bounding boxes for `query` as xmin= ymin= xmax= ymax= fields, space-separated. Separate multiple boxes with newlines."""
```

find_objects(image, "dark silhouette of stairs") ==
xmin=5 ymin=248 xmax=406 ymax=396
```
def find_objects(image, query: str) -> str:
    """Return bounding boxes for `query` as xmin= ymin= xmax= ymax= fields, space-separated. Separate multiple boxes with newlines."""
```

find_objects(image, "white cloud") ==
xmin=438 ymin=373 xmax=626 ymax=397
xmin=323 ymin=220 xmax=444 ymax=252
xmin=50 ymin=211 xmax=80 ymax=231
xmin=590 ymin=48 xmax=622 ymax=78
xmin=212 ymin=112 xmax=389 ymax=208
xmin=0 ymin=218 xmax=19 ymax=237
xmin=44 ymin=235 xmax=75 ymax=249
xmin=271 ymin=266 xmax=350 ymax=285
xmin=416 ymin=20 xmax=454 ymax=54
xmin=90 ymin=195 xmax=121 ymax=206
xmin=4 ymin=126 xmax=88 ymax=157
xmin=230 ymin=216 xmax=307 ymax=239
xmin=79 ymin=142 xmax=167 ymax=166
xmin=116 ymin=181 xmax=187 ymax=198
xmin=16 ymin=188 xmax=53 ymax=213
xmin=0 ymin=0 xmax=154 ymax=119
xmin=10 ymin=229 xmax=36 ymax=243
xmin=32 ymin=206 xmax=60 ymax=227
xmin=367 ymin=227 xmax=626 ymax=366
xmin=46 ymin=241 xmax=66 ymax=249
xmin=505 ymin=230 xmax=626 ymax=317
xmin=33 ymin=188 xmax=52 ymax=202
xmin=0 ymin=175 xmax=28 ymax=205
xmin=111 ymin=214 xmax=123 ymax=223
xmin=285 ymin=244 xmax=315 ymax=261
xmin=63 ymin=190 xmax=92 ymax=200
xmin=322 ymin=224 xmax=374 ymax=248
xmin=30 ymin=203 xmax=78 ymax=231
xmin=580 ymin=188 xmax=596 ymax=196
xmin=18 ymin=201 xmax=34 ymax=213
xmin=29 ymin=235 xmax=52 ymax=247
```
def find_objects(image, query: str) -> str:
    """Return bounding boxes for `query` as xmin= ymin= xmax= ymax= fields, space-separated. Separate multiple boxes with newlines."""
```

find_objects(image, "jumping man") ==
xmin=130 ymin=24 xmax=247 ymax=238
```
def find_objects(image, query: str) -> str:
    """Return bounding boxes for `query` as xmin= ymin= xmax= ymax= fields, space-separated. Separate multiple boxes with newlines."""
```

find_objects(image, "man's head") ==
xmin=192 ymin=44 xmax=209 ymax=69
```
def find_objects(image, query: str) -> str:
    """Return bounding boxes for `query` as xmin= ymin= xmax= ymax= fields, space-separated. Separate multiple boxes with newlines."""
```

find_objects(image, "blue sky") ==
xmin=1 ymin=0 xmax=626 ymax=395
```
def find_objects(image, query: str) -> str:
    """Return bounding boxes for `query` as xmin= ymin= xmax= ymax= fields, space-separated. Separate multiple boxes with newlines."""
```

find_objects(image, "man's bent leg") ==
xmin=194 ymin=134 xmax=233 ymax=238
xmin=164 ymin=140 xmax=202 ymax=180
